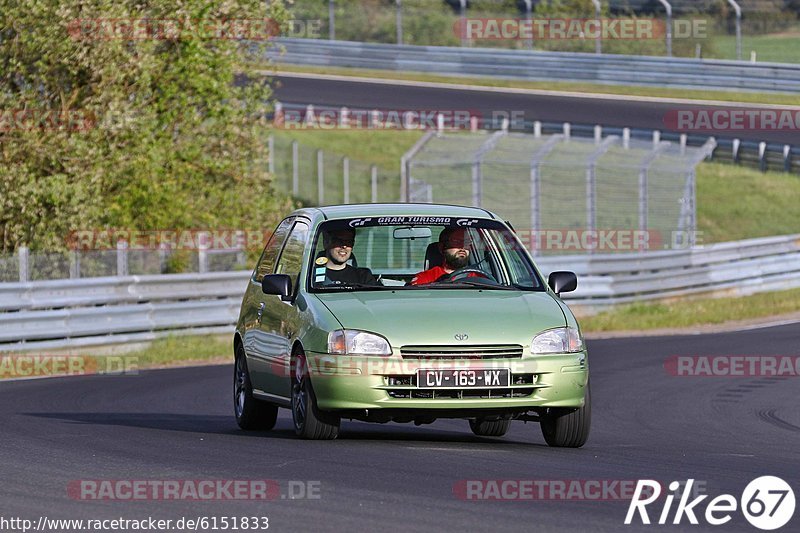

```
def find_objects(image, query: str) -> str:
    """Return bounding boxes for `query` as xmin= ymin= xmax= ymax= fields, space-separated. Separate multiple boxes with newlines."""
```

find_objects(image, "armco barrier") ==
xmin=268 ymin=38 xmax=800 ymax=94
xmin=2 ymin=234 xmax=799 ymax=349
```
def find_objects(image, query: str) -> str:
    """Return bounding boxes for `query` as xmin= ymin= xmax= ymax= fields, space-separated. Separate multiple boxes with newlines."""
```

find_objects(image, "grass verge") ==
xmin=269 ymin=64 xmax=800 ymax=106
xmin=130 ymin=335 xmax=231 ymax=368
xmin=579 ymin=287 xmax=800 ymax=333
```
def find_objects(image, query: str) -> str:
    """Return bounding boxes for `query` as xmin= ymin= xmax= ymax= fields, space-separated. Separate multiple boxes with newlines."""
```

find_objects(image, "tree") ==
xmin=0 ymin=0 xmax=292 ymax=252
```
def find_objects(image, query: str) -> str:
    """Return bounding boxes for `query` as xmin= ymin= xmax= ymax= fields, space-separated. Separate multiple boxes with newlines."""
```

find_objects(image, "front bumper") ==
xmin=306 ymin=351 xmax=588 ymax=411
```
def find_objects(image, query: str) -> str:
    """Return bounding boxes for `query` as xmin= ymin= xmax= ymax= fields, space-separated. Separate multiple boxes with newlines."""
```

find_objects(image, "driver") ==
xmin=317 ymin=228 xmax=379 ymax=286
xmin=410 ymin=227 xmax=478 ymax=285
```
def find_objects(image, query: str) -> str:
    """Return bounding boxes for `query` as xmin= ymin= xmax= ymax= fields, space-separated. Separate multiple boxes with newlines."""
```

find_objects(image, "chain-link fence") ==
xmin=406 ymin=129 xmax=716 ymax=255
xmin=268 ymin=134 xmax=401 ymax=205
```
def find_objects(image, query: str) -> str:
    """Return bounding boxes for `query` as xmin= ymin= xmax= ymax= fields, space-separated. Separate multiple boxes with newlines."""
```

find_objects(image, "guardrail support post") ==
xmin=759 ymin=142 xmax=767 ymax=172
xmin=623 ymin=128 xmax=630 ymax=149
xmin=732 ymin=138 xmax=741 ymax=163
xmin=784 ymin=145 xmax=792 ymax=173
xmin=116 ymin=240 xmax=128 ymax=277
xmin=594 ymin=125 xmax=602 ymax=145
xmin=18 ymin=246 xmax=29 ymax=282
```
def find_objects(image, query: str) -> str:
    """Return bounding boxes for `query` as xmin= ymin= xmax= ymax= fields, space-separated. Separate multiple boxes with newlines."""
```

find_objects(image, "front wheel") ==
xmin=469 ymin=418 xmax=510 ymax=437
xmin=234 ymin=345 xmax=278 ymax=431
xmin=291 ymin=351 xmax=340 ymax=440
xmin=540 ymin=384 xmax=591 ymax=448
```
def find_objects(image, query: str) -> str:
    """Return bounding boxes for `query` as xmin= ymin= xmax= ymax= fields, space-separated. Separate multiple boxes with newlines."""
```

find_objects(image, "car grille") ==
xmin=387 ymin=388 xmax=533 ymax=399
xmin=400 ymin=344 xmax=523 ymax=360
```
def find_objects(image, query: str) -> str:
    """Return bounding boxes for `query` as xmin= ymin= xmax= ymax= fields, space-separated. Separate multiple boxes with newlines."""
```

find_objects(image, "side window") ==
xmin=253 ymin=218 xmax=294 ymax=282
xmin=274 ymin=220 xmax=310 ymax=289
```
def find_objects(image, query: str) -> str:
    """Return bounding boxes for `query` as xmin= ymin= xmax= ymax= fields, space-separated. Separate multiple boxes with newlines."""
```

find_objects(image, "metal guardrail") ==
xmin=536 ymin=234 xmax=800 ymax=310
xmin=2 ymin=235 xmax=800 ymax=349
xmin=269 ymin=38 xmax=800 ymax=94
xmin=0 ymin=272 xmax=250 ymax=350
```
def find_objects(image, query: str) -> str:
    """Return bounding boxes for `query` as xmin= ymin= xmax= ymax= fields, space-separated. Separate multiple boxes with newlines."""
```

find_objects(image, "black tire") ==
xmin=540 ymin=383 xmax=591 ymax=448
xmin=234 ymin=344 xmax=278 ymax=431
xmin=469 ymin=418 xmax=511 ymax=437
xmin=291 ymin=350 xmax=339 ymax=440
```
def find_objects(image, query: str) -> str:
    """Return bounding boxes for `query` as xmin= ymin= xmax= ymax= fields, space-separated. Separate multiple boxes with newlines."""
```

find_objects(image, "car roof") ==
xmin=298 ymin=203 xmax=499 ymax=221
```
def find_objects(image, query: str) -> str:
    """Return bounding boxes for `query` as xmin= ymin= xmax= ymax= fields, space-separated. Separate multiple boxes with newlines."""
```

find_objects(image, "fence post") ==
xmin=759 ymin=142 xmax=767 ymax=172
xmin=522 ymin=0 xmax=533 ymax=50
xmin=594 ymin=125 xmax=602 ymax=145
xmin=292 ymin=141 xmax=299 ymax=196
xmin=396 ymin=0 xmax=403 ymax=45
xmin=343 ymin=157 xmax=350 ymax=204
xmin=471 ymin=159 xmax=481 ymax=207
xmin=371 ymin=165 xmax=378 ymax=203
xmin=116 ymin=240 xmax=128 ymax=277
xmin=18 ymin=246 xmax=29 ymax=282
xmin=657 ymin=0 xmax=673 ymax=57
xmin=563 ymin=122 xmax=571 ymax=140
xmin=268 ymin=135 xmax=274 ymax=174
xmin=70 ymin=250 xmax=80 ymax=279
xmin=623 ymin=128 xmax=630 ymax=149
xmin=328 ymin=0 xmax=335 ymax=40
xmin=198 ymin=231 xmax=209 ymax=274
xmin=732 ymin=138 xmax=741 ymax=163
xmin=317 ymin=150 xmax=324 ymax=205
xmin=591 ymin=0 xmax=602 ymax=54
xmin=459 ymin=0 xmax=468 ymax=47
xmin=533 ymin=121 xmax=541 ymax=138
xmin=159 ymin=242 xmax=168 ymax=274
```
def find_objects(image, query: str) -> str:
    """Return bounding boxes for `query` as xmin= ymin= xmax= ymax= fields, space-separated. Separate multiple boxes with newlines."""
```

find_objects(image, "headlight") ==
xmin=327 ymin=329 xmax=392 ymax=356
xmin=531 ymin=327 xmax=583 ymax=354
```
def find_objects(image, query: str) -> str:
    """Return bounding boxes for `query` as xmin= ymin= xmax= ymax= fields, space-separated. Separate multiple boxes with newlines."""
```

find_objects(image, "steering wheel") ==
xmin=444 ymin=267 xmax=497 ymax=284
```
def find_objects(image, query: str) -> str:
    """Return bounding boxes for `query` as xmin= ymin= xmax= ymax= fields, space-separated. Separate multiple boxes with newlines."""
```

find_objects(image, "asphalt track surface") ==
xmin=2 ymin=324 xmax=798 ymax=532
xmin=272 ymin=74 xmax=798 ymax=145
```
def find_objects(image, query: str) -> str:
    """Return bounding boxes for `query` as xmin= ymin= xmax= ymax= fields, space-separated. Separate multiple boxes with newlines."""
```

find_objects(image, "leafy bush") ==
xmin=0 ymin=0 xmax=294 ymax=253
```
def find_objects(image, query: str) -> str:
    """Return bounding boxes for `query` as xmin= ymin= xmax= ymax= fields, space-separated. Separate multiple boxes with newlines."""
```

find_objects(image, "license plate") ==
xmin=416 ymin=369 xmax=510 ymax=388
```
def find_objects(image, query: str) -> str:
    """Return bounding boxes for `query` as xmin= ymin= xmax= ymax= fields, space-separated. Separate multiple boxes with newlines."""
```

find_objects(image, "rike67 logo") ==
xmin=626 ymin=477 xmax=795 ymax=530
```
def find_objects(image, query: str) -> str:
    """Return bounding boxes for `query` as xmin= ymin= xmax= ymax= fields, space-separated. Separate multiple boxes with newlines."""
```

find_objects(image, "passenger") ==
xmin=317 ymin=228 xmax=379 ymax=286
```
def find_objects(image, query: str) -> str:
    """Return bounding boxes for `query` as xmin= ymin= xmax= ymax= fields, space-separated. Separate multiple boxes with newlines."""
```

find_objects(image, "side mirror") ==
xmin=548 ymin=271 xmax=577 ymax=296
xmin=261 ymin=274 xmax=292 ymax=300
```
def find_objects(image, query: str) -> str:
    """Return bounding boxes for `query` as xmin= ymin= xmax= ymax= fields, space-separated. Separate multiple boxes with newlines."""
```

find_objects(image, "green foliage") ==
xmin=0 ymin=0 xmax=294 ymax=253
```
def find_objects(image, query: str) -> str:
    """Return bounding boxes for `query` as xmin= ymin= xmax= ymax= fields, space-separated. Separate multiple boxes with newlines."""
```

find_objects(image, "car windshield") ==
xmin=309 ymin=218 xmax=544 ymax=292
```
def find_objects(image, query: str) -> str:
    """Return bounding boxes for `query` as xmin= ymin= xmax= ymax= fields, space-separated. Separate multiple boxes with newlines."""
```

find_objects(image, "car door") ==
xmin=242 ymin=217 xmax=294 ymax=396
xmin=257 ymin=218 xmax=311 ymax=399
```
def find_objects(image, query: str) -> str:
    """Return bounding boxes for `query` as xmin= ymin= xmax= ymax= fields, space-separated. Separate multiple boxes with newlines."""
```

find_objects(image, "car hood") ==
xmin=314 ymin=290 xmax=566 ymax=348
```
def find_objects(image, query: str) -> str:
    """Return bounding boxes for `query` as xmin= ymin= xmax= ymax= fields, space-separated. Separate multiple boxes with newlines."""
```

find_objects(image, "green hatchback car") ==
xmin=233 ymin=204 xmax=589 ymax=446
